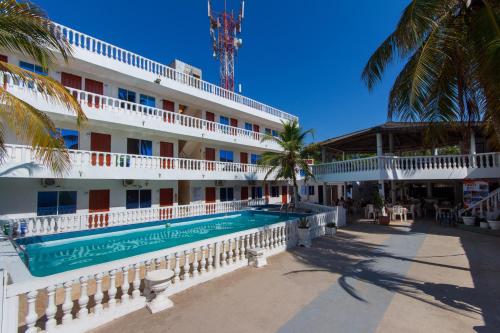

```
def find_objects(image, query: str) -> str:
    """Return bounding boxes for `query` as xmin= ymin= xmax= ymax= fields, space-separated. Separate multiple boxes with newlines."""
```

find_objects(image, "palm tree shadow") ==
xmin=286 ymin=228 xmax=486 ymax=324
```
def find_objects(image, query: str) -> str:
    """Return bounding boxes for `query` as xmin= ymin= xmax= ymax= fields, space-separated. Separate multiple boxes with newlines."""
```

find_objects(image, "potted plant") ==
xmin=373 ymin=191 xmax=390 ymax=225
xmin=325 ymin=222 xmax=337 ymax=236
xmin=487 ymin=214 xmax=500 ymax=230
xmin=297 ymin=217 xmax=311 ymax=247
xmin=462 ymin=211 xmax=476 ymax=226
xmin=479 ymin=217 xmax=489 ymax=229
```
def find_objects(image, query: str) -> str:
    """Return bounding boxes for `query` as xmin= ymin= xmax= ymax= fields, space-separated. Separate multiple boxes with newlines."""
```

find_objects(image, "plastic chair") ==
xmin=365 ymin=204 xmax=375 ymax=219
xmin=392 ymin=205 xmax=406 ymax=221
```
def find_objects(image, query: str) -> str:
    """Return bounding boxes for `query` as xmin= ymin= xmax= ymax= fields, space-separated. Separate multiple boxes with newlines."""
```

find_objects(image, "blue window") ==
xmin=245 ymin=123 xmax=253 ymax=131
xmin=265 ymin=128 xmax=272 ymax=135
xmin=219 ymin=116 xmax=229 ymax=125
xmin=272 ymin=130 xmax=279 ymax=137
xmin=19 ymin=61 xmax=47 ymax=75
xmin=271 ymin=186 xmax=279 ymax=198
xmin=220 ymin=150 xmax=234 ymax=162
xmin=126 ymin=189 xmax=151 ymax=209
xmin=251 ymin=154 xmax=260 ymax=164
xmin=118 ymin=88 xmax=136 ymax=102
xmin=140 ymin=94 xmax=155 ymax=107
xmin=127 ymin=138 xmax=152 ymax=156
xmin=37 ymin=191 xmax=77 ymax=216
xmin=251 ymin=186 xmax=263 ymax=199
xmin=220 ymin=188 xmax=234 ymax=202
xmin=55 ymin=128 xmax=78 ymax=149
xmin=308 ymin=186 xmax=315 ymax=195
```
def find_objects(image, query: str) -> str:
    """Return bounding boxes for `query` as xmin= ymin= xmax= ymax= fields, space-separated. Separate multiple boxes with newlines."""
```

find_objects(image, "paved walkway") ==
xmin=92 ymin=219 xmax=500 ymax=333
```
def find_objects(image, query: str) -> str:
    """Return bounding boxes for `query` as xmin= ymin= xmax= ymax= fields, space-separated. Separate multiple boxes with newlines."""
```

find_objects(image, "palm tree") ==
xmin=0 ymin=0 xmax=86 ymax=174
xmin=362 ymin=0 xmax=500 ymax=146
xmin=259 ymin=120 xmax=317 ymax=205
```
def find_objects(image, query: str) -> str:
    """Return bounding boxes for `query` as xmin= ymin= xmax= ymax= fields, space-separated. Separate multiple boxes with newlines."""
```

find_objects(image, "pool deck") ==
xmin=91 ymin=217 xmax=500 ymax=333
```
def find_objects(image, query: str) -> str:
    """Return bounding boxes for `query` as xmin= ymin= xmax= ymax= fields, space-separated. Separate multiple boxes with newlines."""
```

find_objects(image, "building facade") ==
xmin=0 ymin=23 xmax=296 ymax=221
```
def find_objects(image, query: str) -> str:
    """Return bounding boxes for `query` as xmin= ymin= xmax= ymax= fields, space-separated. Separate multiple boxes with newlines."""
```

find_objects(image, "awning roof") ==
xmin=320 ymin=121 xmax=483 ymax=154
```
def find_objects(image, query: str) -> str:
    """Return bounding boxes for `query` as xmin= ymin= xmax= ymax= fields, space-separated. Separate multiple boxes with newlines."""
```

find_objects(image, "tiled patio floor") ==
xmin=92 ymin=218 xmax=500 ymax=333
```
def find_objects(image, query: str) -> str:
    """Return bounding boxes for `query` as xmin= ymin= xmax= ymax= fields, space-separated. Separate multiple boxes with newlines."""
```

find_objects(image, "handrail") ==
xmin=3 ymin=144 xmax=271 ymax=174
xmin=48 ymin=22 xmax=298 ymax=122
xmin=458 ymin=188 xmax=500 ymax=217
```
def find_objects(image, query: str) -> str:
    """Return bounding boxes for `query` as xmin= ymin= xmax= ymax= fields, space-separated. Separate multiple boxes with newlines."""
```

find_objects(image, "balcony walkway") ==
xmin=91 ymin=218 xmax=500 ymax=333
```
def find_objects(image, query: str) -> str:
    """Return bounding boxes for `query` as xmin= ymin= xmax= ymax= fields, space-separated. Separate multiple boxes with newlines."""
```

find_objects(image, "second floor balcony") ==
xmin=0 ymin=144 xmax=272 ymax=181
xmin=4 ymin=77 xmax=283 ymax=152
xmin=313 ymin=153 xmax=500 ymax=182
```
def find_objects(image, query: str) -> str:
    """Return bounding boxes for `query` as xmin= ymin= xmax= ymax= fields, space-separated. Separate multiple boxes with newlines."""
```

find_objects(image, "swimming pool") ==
xmin=17 ymin=210 xmax=303 ymax=277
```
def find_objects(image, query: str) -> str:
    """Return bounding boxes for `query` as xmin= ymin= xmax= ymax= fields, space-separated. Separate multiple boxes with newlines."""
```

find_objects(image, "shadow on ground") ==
xmin=286 ymin=219 xmax=500 ymax=333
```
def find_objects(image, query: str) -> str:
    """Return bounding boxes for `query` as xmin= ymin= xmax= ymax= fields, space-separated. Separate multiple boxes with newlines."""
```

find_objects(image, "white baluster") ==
xmin=241 ymin=235 xmax=247 ymax=260
xmin=45 ymin=285 xmax=57 ymax=331
xmin=25 ymin=290 xmax=38 ymax=333
xmin=121 ymin=265 xmax=130 ymax=303
xmin=62 ymin=281 xmax=74 ymax=324
xmin=174 ymin=252 xmax=181 ymax=282
xmin=192 ymin=248 xmax=199 ymax=277
xmin=234 ymin=237 xmax=240 ymax=263
xmin=94 ymin=273 xmax=104 ymax=314
xmin=132 ymin=264 xmax=141 ymax=299
xmin=227 ymin=239 xmax=233 ymax=265
xmin=207 ymin=244 xmax=214 ymax=272
xmin=220 ymin=240 xmax=227 ymax=267
xmin=183 ymin=250 xmax=191 ymax=280
xmin=200 ymin=246 xmax=207 ymax=274
xmin=77 ymin=276 xmax=89 ymax=319
xmin=108 ymin=269 xmax=118 ymax=308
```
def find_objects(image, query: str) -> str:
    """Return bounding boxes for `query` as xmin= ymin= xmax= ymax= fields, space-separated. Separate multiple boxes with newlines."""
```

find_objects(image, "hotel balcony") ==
xmin=47 ymin=23 xmax=297 ymax=125
xmin=0 ymin=144 xmax=272 ymax=181
xmin=312 ymin=153 xmax=500 ymax=182
xmin=5 ymin=80 xmax=282 ymax=152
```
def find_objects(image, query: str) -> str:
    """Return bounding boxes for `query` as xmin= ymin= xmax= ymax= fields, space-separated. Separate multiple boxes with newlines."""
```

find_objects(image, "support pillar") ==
xmin=470 ymin=130 xmax=476 ymax=155
xmin=426 ymin=182 xmax=433 ymax=198
xmin=378 ymin=180 xmax=385 ymax=201
xmin=321 ymin=147 xmax=327 ymax=163
xmin=391 ymin=181 xmax=396 ymax=204
xmin=388 ymin=133 xmax=394 ymax=154
xmin=376 ymin=133 xmax=383 ymax=157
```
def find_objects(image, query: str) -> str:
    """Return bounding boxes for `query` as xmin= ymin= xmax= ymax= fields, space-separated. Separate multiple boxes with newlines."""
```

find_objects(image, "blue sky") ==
xmin=37 ymin=0 xmax=407 ymax=142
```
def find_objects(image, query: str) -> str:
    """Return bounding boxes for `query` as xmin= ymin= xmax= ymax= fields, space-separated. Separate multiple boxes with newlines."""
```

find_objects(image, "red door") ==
xmin=85 ymin=78 xmax=103 ymax=107
xmin=88 ymin=189 xmax=110 ymax=228
xmin=160 ymin=141 xmax=174 ymax=169
xmin=205 ymin=187 xmax=216 ymax=214
xmin=162 ymin=99 xmax=175 ymax=123
xmin=61 ymin=72 xmax=82 ymax=99
xmin=253 ymin=124 xmax=260 ymax=139
xmin=281 ymin=186 xmax=288 ymax=204
xmin=159 ymin=188 xmax=174 ymax=219
xmin=90 ymin=132 xmax=111 ymax=166
xmin=240 ymin=152 xmax=248 ymax=172
xmin=241 ymin=186 xmax=248 ymax=201
xmin=205 ymin=148 xmax=215 ymax=171
xmin=230 ymin=118 xmax=238 ymax=135
xmin=206 ymin=112 xmax=215 ymax=131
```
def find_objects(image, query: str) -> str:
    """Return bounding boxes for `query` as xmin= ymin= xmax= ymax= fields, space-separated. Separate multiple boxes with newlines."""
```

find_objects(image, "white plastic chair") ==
xmin=365 ymin=204 xmax=375 ymax=219
xmin=392 ymin=205 xmax=406 ymax=221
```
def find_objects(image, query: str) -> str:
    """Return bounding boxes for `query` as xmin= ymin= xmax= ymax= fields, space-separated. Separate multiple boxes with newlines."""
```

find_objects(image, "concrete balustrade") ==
xmin=46 ymin=22 xmax=297 ymax=123
xmin=313 ymin=153 xmax=500 ymax=182
xmin=1 ymin=144 xmax=273 ymax=180
xmin=3 ymin=208 xmax=339 ymax=333
xmin=3 ymin=199 xmax=266 ymax=238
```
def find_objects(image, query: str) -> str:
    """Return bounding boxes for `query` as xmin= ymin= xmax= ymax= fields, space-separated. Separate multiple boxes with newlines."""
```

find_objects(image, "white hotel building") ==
xmin=0 ymin=23 xmax=297 ymax=223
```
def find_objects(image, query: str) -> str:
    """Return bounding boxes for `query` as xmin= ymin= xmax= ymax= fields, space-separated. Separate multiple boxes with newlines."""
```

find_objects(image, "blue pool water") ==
xmin=17 ymin=211 xmax=302 ymax=277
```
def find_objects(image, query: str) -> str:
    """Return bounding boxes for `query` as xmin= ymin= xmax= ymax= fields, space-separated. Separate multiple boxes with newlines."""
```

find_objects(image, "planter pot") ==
xmin=488 ymin=220 xmax=500 ymax=230
xmin=462 ymin=216 xmax=476 ymax=226
xmin=378 ymin=216 xmax=390 ymax=225
xmin=480 ymin=221 xmax=489 ymax=229
xmin=297 ymin=227 xmax=311 ymax=247
xmin=325 ymin=226 xmax=337 ymax=237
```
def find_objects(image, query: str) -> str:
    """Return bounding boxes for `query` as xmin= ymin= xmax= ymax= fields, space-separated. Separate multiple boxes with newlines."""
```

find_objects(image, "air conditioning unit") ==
xmin=123 ymin=179 xmax=135 ymax=187
xmin=41 ymin=178 xmax=57 ymax=187
xmin=215 ymin=180 xmax=224 ymax=187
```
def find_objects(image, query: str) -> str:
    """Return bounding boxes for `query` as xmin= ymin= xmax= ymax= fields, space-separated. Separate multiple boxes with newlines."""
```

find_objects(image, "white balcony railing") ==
xmin=2 ymin=144 xmax=271 ymax=180
xmin=313 ymin=153 xmax=500 ymax=181
xmin=3 ymin=74 xmax=281 ymax=150
xmin=48 ymin=22 xmax=297 ymax=122
xmin=4 ymin=199 xmax=267 ymax=239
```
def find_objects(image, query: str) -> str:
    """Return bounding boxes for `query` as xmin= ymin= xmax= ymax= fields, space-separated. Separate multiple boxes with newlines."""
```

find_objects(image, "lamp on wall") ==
xmin=154 ymin=77 xmax=161 ymax=84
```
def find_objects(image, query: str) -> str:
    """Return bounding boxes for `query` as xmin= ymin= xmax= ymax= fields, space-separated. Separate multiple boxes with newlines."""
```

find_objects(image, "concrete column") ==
xmin=391 ymin=180 xmax=396 ymax=204
xmin=321 ymin=147 xmax=327 ymax=163
xmin=376 ymin=133 xmax=383 ymax=157
xmin=426 ymin=182 xmax=433 ymax=198
xmin=378 ymin=180 xmax=385 ymax=200
xmin=388 ymin=133 xmax=394 ymax=154
xmin=470 ymin=130 xmax=476 ymax=155
xmin=323 ymin=183 xmax=328 ymax=205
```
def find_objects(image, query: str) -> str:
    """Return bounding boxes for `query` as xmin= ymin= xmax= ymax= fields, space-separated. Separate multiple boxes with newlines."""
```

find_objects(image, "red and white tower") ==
xmin=208 ymin=0 xmax=244 ymax=92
